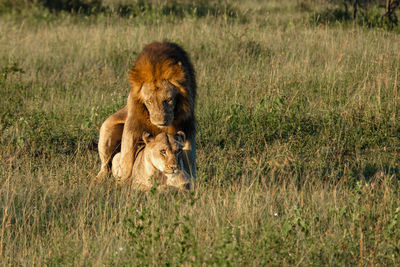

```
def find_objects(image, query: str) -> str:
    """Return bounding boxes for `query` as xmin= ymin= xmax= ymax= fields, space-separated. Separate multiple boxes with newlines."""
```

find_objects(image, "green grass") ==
xmin=1 ymin=0 xmax=399 ymax=265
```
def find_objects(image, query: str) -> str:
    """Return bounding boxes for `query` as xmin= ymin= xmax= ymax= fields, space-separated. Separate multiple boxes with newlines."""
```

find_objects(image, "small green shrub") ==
xmin=358 ymin=5 xmax=399 ymax=30
xmin=310 ymin=7 xmax=352 ymax=25
xmin=0 ymin=62 xmax=24 ymax=85
xmin=161 ymin=0 xmax=241 ymax=19
xmin=112 ymin=0 xmax=152 ymax=17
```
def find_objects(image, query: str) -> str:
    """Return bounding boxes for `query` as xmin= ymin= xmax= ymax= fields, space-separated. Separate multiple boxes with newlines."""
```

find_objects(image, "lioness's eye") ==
xmin=160 ymin=149 xmax=166 ymax=156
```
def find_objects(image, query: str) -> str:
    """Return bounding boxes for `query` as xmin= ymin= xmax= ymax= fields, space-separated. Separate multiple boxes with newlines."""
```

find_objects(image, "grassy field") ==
xmin=1 ymin=0 xmax=400 ymax=265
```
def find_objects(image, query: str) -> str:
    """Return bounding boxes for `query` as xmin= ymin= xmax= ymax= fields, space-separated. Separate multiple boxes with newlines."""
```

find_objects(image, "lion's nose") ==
xmin=169 ymin=165 xmax=178 ymax=173
xmin=150 ymin=115 xmax=170 ymax=127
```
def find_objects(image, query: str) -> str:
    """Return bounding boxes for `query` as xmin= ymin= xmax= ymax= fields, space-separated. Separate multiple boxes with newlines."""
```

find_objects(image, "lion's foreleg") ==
xmin=117 ymin=115 xmax=138 ymax=180
xmin=182 ymin=135 xmax=196 ymax=179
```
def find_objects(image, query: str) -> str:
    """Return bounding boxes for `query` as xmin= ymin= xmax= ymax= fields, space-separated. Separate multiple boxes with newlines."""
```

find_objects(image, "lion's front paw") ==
xmin=95 ymin=167 xmax=110 ymax=182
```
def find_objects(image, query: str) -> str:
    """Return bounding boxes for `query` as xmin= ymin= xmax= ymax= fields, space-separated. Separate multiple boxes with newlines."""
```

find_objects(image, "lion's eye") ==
xmin=160 ymin=149 xmax=166 ymax=156
xmin=167 ymin=98 xmax=173 ymax=105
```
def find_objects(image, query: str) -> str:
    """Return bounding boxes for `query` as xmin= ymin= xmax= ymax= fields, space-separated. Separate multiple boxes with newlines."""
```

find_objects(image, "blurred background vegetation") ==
xmin=0 ymin=0 xmax=245 ymax=21
xmin=1 ymin=0 xmax=400 ymax=30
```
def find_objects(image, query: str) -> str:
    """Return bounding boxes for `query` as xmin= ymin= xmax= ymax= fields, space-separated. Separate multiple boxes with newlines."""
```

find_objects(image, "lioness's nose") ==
xmin=183 ymin=183 xmax=191 ymax=190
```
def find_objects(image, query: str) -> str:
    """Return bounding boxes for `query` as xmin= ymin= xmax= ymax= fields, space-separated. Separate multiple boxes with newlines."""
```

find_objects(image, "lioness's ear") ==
xmin=142 ymin=132 xmax=153 ymax=144
xmin=176 ymin=131 xmax=186 ymax=143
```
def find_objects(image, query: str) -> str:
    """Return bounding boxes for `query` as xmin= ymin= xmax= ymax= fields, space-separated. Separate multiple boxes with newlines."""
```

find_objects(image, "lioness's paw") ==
xmin=111 ymin=153 xmax=122 ymax=179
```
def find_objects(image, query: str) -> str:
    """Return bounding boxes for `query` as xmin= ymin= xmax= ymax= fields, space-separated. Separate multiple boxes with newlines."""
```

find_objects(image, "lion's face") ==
xmin=143 ymin=131 xmax=185 ymax=174
xmin=140 ymin=81 xmax=178 ymax=127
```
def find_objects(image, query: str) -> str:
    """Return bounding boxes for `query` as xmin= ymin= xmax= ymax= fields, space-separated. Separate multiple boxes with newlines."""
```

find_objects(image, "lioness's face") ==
xmin=146 ymin=132 xmax=185 ymax=175
xmin=140 ymin=81 xmax=178 ymax=127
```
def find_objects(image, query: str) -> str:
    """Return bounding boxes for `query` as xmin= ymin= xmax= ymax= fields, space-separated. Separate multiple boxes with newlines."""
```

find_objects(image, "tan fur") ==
xmin=96 ymin=41 xmax=196 ymax=181
xmin=112 ymin=132 xmax=192 ymax=190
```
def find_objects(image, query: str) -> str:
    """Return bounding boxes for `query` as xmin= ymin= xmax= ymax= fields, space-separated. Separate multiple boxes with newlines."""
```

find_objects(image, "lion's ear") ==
xmin=175 ymin=131 xmax=186 ymax=143
xmin=142 ymin=132 xmax=153 ymax=144
xmin=168 ymin=62 xmax=186 ymax=94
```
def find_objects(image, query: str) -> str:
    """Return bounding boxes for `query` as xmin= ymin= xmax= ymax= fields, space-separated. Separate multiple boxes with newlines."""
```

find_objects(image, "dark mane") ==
xmin=128 ymin=41 xmax=196 ymax=139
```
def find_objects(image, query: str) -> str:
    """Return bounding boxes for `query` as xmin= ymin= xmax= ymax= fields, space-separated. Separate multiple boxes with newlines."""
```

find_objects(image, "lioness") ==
xmin=112 ymin=131 xmax=192 ymax=190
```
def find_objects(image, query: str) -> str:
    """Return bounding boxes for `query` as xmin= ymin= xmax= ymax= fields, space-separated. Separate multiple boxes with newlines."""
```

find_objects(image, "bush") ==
xmin=310 ymin=7 xmax=352 ymax=24
xmin=311 ymin=3 xmax=400 ymax=32
xmin=358 ymin=5 xmax=399 ymax=30
xmin=39 ymin=0 xmax=104 ymax=14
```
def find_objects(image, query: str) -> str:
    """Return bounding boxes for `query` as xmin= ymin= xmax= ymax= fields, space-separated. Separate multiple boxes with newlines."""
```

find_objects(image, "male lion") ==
xmin=97 ymin=42 xmax=196 ymax=181
xmin=112 ymin=131 xmax=192 ymax=190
